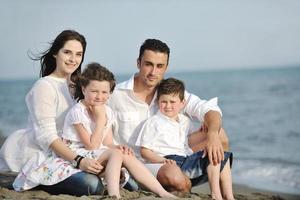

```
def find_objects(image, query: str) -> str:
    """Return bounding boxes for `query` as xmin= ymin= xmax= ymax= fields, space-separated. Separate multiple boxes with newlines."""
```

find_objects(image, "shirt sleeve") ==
xmin=183 ymin=90 xmax=222 ymax=123
xmin=26 ymin=79 xmax=59 ymax=152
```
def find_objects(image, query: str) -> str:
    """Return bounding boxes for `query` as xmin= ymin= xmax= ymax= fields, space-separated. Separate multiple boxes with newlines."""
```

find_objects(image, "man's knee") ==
xmin=220 ymin=128 xmax=229 ymax=151
xmin=157 ymin=164 xmax=191 ymax=193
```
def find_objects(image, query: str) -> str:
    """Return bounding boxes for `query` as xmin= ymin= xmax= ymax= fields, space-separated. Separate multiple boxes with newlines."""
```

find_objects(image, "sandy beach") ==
xmin=1 ymin=172 xmax=299 ymax=200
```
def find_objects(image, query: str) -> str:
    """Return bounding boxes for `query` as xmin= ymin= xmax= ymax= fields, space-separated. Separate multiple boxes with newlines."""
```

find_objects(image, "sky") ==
xmin=1 ymin=0 xmax=300 ymax=79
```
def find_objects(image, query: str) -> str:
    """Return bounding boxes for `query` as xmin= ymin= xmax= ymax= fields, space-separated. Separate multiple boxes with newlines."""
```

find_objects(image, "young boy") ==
xmin=136 ymin=77 xmax=234 ymax=200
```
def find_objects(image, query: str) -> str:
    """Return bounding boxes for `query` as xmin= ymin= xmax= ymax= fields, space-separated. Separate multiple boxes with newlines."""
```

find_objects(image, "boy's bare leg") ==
xmin=156 ymin=164 xmax=191 ymax=195
xmin=207 ymin=163 xmax=222 ymax=200
xmin=220 ymin=162 xmax=235 ymax=200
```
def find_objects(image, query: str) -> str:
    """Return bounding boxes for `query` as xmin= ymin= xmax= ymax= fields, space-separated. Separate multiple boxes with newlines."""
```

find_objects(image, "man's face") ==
xmin=137 ymin=50 xmax=168 ymax=88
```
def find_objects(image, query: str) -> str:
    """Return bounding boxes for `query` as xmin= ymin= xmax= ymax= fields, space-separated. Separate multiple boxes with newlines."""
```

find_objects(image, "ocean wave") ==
xmin=233 ymin=158 xmax=300 ymax=195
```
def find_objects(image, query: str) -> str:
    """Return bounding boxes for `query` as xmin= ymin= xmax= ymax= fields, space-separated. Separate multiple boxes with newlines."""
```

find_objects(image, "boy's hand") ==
xmin=163 ymin=159 xmax=177 ymax=165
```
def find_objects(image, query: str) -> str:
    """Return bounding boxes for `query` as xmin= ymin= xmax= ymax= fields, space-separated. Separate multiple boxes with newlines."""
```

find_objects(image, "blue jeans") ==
xmin=35 ymin=172 xmax=139 ymax=196
xmin=35 ymin=172 xmax=104 ymax=196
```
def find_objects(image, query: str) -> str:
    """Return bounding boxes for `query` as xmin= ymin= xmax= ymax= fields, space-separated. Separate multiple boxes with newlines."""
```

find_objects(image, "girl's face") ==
xmin=82 ymin=80 xmax=111 ymax=106
xmin=53 ymin=40 xmax=83 ymax=78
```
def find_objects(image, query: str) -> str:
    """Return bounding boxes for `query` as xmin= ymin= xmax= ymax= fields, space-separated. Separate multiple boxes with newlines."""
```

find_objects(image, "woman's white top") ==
xmin=0 ymin=76 xmax=74 ymax=172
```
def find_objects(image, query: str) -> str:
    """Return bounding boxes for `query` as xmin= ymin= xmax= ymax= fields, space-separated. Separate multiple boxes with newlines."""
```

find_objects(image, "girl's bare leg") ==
xmin=122 ymin=154 xmax=176 ymax=198
xmin=207 ymin=163 xmax=223 ymax=200
xmin=97 ymin=149 xmax=123 ymax=198
xmin=220 ymin=162 xmax=235 ymax=200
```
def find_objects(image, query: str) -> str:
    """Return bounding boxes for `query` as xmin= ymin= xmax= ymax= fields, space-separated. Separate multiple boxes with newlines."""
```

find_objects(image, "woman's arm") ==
xmin=50 ymin=138 xmax=103 ymax=173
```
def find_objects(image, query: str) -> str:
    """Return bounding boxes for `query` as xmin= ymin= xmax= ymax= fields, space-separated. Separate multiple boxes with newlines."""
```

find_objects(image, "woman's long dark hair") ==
xmin=31 ymin=30 xmax=87 ymax=78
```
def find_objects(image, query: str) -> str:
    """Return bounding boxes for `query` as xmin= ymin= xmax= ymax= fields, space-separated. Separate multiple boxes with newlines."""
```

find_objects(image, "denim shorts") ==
xmin=165 ymin=151 xmax=233 ymax=186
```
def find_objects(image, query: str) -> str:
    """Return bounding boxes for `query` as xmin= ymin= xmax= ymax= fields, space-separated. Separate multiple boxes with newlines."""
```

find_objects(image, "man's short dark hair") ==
xmin=138 ymin=39 xmax=170 ymax=64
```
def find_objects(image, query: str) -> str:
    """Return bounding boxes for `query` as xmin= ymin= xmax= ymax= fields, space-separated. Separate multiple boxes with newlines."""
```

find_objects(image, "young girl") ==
xmin=61 ymin=63 xmax=175 ymax=198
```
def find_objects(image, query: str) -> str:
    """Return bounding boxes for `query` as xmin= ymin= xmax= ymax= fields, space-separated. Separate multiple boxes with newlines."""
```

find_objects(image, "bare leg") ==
xmin=207 ymin=163 xmax=223 ymax=200
xmin=122 ymin=154 xmax=176 ymax=198
xmin=220 ymin=162 xmax=235 ymax=200
xmin=97 ymin=149 xmax=123 ymax=198
xmin=157 ymin=164 xmax=191 ymax=194
xmin=188 ymin=128 xmax=229 ymax=152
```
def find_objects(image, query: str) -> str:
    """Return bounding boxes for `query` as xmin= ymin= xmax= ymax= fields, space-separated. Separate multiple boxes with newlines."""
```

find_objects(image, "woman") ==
xmin=0 ymin=30 xmax=104 ymax=196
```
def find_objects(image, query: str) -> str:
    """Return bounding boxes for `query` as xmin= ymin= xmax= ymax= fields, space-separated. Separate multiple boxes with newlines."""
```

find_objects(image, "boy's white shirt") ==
xmin=135 ymin=110 xmax=195 ymax=158
xmin=109 ymin=74 xmax=222 ymax=156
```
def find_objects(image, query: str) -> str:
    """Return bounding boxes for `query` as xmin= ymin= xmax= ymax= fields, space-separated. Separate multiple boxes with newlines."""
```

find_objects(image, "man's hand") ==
xmin=203 ymin=131 xmax=224 ymax=165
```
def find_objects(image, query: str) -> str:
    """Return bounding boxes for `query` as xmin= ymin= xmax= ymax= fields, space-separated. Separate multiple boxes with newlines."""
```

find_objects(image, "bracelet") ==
xmin=76 ymin=155 xmax=84 ymax=169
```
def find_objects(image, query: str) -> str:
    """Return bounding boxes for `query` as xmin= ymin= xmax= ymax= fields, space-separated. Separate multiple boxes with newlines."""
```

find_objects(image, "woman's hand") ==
xmin=79 ymin=157 xmax=104 ymax=174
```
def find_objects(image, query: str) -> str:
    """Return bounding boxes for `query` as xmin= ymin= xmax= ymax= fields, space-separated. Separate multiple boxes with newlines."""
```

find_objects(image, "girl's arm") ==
xmin=74 ymin=105 xmax=107 ymax=150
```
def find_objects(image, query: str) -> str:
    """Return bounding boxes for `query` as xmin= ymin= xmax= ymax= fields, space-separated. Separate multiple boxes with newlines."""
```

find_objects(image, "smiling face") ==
xmin=82 ymin=80 xmax=111 ymax=107
xmin=137 ymin=50 xmax=168 ymax=88
xmin=53 ymin=40 xmax=83 ymax=78
xmin=158 ymin=93 xmax=185 ymax=120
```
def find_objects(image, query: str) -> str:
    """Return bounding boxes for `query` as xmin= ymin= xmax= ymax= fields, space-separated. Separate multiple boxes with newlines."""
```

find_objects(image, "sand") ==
xmin=1 ymin=172 xmax=299 ymax=200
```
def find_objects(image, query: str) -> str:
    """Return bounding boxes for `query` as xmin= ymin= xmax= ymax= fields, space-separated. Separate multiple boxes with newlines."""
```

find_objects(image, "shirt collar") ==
xmin=156 ymin=110 xmax=184 ymax=124
xmin=116 ymin=74 xmax=136 ymax=91
xmin=116 ymin=73 xmax=158 ymax=106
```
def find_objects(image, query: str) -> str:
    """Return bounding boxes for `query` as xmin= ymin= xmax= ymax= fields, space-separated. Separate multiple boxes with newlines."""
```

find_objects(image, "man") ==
xmin=109 ymin=39 xmax=229 ymax=192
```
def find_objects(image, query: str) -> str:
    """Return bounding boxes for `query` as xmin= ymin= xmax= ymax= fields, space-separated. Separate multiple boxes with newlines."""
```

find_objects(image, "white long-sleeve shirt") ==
xmin=0 ymin=76 xmax=74 ymax=172
xmin=109 ymin=74 xmax=222 ymax=155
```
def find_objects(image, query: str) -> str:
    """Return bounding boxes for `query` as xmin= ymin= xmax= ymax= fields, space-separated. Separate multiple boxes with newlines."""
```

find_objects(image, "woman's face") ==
xmin=53 ymin=40 xmax=83 ymax=78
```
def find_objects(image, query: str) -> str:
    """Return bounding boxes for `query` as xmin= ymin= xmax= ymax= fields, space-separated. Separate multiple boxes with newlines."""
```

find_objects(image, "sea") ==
xmin=0 ymin=66 xmax=300 ymax=195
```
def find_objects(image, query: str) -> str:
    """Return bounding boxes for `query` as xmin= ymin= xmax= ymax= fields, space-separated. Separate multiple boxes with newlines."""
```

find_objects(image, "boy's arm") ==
xmin=140 ymin=147 xmax=166 ymax=163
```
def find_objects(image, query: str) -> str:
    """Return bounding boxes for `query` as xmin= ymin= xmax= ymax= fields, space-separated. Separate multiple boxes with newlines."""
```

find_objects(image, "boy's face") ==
xmin=158 ymin=93 xmax=185 ymax=120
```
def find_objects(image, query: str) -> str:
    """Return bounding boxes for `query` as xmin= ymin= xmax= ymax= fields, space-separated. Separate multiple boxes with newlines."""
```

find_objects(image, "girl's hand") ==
xmin=163 ymin=159 xmax=177 ymax=165
xmin=79 ymin=157 xmax=104 ymax=174
xmin=117 ymin=145 xmax=134 ymax=155
xmin=90 ymin=105 xmax=107 ymax=125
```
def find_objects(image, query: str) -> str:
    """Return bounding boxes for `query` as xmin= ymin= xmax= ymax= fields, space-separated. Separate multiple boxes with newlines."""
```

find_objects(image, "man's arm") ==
xmin=183 ymin=91 xmax=224 ymax=165
xmin=204 ymin=110 xmax=224 ymax=165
